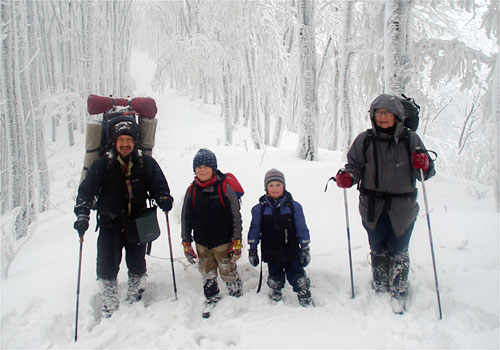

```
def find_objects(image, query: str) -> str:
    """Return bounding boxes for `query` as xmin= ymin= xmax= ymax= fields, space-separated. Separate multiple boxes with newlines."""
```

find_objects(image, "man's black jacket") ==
xmin=75 ymin=151 xmax=171 ymax=219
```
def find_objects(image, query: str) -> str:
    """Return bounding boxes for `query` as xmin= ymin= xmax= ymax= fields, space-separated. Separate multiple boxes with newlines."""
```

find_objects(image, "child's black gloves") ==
xmin=248 ymin=249 xmax=259 ymax=267
xmin=300 ymin=246 xmax=310 ymax=267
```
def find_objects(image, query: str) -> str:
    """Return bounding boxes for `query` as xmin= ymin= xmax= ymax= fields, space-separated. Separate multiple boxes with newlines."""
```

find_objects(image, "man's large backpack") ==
xmin=80 ymin=94 xmax=158 ymax=183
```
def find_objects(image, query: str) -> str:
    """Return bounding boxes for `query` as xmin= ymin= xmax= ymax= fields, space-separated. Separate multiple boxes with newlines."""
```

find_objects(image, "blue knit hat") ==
xmin=193 ymin=148 xmax=217 ymax=171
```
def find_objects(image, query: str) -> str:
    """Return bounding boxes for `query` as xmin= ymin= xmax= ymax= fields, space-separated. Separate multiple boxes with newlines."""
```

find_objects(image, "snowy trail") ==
xmin=1 ymin=51 xmax=498 ymax=349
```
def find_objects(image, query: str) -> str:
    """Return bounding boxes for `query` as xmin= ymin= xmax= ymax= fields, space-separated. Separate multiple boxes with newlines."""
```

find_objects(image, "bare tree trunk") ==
xmin=222 ymin=62 xmax=233 ymax=145
xmin=245 ymin=47 xmax=262 ymax=149
xmin=338 ymin=1 xmax=354 ymax=153
xmin=18 ymin=0 xmax=37 ymax=222
xmin=263 ymin=94 xmax=271 ymax=146
xmin=10 ymin=0 xmax=30 ymax=239
xmin=233 ymin=78 xmax=240 ymax=124
xmin=384 ymin=0 xmax=412 ymax=94
xmin=36 ymin=120 xmax=50 ymax=212
xmin=296 ymin=0 xmax=319 ymax=160
xmin=1 ymin=0 xmax=13 ymax=214
xmin=493 ymin=53 xmax=500 ymax=212
xmin=331 ymin=46 xmax=341 ymax=151
xmin=272 ymin=21 xmax=295 ymax=148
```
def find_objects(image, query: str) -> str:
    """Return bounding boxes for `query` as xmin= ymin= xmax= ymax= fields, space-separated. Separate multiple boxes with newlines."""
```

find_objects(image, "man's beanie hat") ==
xmin=193 ymin=148 xmax=217 ymax=171
xmin=112 ymin=120 xmax=139 ymax=142
xmin=264 ymin=168 xmax=286 ymax=188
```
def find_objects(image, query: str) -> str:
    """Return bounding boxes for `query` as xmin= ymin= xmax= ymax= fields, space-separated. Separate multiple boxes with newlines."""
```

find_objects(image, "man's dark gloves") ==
xmin=74 ymin=214 xmax=89 ymax=237
xmin=158 ymin=195 xmax=173 ymax=212
xmin=300 ymin=246 xmax=311 ymax=267
xmin=248 ymin=248 xmax=259 ymax=267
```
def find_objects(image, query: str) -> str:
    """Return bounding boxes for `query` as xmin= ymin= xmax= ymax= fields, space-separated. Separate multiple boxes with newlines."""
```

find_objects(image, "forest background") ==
xmin=0 ymin=0 xmax=498 ymax=278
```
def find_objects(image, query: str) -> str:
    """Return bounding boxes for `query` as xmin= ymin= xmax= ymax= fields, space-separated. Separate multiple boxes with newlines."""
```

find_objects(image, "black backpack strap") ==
xmin=258 ymin=196 xmax=266 ymax=261
xmin=217 ymin=180 xmax=227 ymax=208
xmin=400 ymin=128 xmax=413 ymax=179
xmin=362 ymin=129 xmax=379 ymax=188
xmin=362 ymin=129 xmax=372 ymax=164
xmin=283 ymin=191 xmax=295 ymax=219
xmin=188 ymin=183 xmax=196 ymax=208
xmin=401 ymin=128 xmax=411 ymax=157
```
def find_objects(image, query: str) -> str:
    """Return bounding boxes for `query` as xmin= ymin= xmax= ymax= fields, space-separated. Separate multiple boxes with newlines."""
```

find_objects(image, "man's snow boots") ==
xmin=100 ymin=279 xmax=119 ymax=318
xmin=126 ymin=273 xmax=146 ymax=303
xmin=371 ymin=250 xmax=390 ymax=293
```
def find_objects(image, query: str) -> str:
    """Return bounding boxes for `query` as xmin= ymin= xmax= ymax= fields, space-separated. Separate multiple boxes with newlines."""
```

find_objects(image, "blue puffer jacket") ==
xmin=247 ymin=191 xmax=310 ymax=263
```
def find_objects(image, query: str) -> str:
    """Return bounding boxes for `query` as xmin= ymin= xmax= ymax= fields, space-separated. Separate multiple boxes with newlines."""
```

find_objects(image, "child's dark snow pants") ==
xmin=266 ymin=258 xmax=310 ymax=293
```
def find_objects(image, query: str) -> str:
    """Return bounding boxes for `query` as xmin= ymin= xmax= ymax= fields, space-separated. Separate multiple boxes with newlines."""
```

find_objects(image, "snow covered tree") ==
xmin=296 ymin=0 xmax=319 ymax=160
xmin=493 ymin=53 xmax=500 ymax=211
xmin=140 ymin=0 xmax=496 ymax=179
xmin=338 ymin=1 xmax=355 ymax=153
xmin=408 ymin=1 xmax=497 ymax=184
xmin=1 ymin=0 xmax=135 ymax=278
xmin=384 ymin=0 xmax=413 ymax=94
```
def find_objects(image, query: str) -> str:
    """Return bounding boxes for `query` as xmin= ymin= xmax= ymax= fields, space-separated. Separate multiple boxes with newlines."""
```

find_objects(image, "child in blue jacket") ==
xmin=247 ymin=168 xmax=312 ymax=306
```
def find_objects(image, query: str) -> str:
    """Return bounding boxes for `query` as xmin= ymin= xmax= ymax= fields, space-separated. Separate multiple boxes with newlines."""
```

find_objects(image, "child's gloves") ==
xmin=300 ymin=246 xmax=311 ymax=267
xmin=248 ymin=249 xmax=259 ymax=267
xmin=227 ymin=239 xmax=242 ymax=263
xmin=182 ymin=241 xmax=197 ymax=264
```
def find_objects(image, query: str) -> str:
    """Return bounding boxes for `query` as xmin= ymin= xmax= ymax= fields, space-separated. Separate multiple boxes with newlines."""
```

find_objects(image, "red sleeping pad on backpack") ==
xmin=87 ymin=94 xmax=157 ymax=119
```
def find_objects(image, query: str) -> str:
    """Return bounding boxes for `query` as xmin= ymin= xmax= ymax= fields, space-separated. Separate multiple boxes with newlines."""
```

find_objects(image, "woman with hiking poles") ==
xmin=335 ymin=94 xmax=435 ymax=314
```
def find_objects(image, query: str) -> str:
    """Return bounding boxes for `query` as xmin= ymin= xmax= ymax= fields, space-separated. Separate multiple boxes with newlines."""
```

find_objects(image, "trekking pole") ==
xmin=419 ymin=168 xmax=443 ymax=320
xmin=74 ymin=236 xmax=84 ymax=342
xmin=165 ymin=213 xmax=178 ymax=300
xmin=325 ymin=175 xmax=355 ymax=299
xmin=342 ymin=187 xmax=355 ymax=299
xmin=256 ymin=259 xmax=263 ymax=293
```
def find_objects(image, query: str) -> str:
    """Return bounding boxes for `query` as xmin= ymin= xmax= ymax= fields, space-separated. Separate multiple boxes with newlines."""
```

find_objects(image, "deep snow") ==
xmin=1 ymin=51 xmax=499 ymax=349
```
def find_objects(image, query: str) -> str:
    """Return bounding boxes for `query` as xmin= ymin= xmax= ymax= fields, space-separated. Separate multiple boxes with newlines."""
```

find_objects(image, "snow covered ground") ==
xmin=1 ymin=51 xmax=499 ymax=349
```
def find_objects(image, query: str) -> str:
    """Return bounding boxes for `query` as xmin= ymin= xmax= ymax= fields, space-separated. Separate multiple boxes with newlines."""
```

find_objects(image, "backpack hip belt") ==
xmin=360 ymin=185 xmax=417 ymax=223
